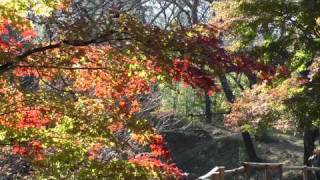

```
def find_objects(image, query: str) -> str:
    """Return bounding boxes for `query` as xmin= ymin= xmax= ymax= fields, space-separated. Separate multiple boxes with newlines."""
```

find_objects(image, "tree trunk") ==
xmin=219 ymin=74 xmax=260 ymax=162
xmin=219 ymin=74 xmax=235 ymax=102
xmin=242 ymin=131 xmax=260 ymax=162
xmin=191 ymin=0 xmax=199 ymax=24
xmin=304 ymin=127 xmax=319 ymax=165
xmin=204 ymin=91 xmax=212 ymax=123
xmin=244 ymin=72 xmax=257 ymax=89
xmin=190 ymin=2 xmax=213 ymax=124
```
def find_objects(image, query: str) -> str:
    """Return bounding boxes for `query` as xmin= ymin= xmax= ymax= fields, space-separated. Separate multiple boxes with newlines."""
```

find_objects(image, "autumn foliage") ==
xmin=0 ymin=13 xmax=187 ymax=177
xmin=0 ymin=0 xmax=280 ymax=178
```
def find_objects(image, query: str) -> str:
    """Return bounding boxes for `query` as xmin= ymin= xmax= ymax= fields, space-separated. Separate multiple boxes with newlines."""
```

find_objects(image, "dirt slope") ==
xmin=163 ymin=125 xmax=304 ymax=179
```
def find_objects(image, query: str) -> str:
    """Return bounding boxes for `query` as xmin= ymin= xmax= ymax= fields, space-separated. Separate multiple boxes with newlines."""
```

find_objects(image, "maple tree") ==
xmin=0 ymin=0 xmax=278 ymax=178
xmin=226 ymin=57 xmax=320 ymax=165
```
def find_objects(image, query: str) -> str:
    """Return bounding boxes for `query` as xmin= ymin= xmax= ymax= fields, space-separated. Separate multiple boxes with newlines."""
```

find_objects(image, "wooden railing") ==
xmin=197 ymin=162 xmax=320 ymax=180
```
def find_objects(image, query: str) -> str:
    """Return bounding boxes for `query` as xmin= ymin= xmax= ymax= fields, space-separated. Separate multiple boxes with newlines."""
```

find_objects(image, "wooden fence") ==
xmin=197 ymin=162 xmax=320 ymax=180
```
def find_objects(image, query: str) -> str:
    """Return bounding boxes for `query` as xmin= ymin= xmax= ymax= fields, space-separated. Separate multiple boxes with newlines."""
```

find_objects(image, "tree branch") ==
xmin=0 ymin=33 xmax=129 ymax=74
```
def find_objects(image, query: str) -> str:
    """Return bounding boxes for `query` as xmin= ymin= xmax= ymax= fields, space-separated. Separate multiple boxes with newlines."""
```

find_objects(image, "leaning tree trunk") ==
xmin=242 ymin=131 xmax=261 ymax=162
xmin=304 ymin=127 xmax=319 ymax=165
xmin=219 ymin=74 xmax=260 ymax=162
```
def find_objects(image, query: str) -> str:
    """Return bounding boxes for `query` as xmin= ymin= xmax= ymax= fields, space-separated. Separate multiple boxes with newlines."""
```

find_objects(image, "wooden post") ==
xmin=263 ymin=165 xmax=268 ymax=180
xmin=234 ymin=169 xmax=239 ymax=180
xmin=218 ymin=167 xmax=225 ymax=180
xmin=243 ymin=163 xmax=250 ymax=180
xmin=211 ymin=173 xmax=219 ymax=180
xmin=278 ymin=164 xmax=283 ymax=180
xmin=267 ymin=165 xmax=274 ymax=180
xmin=263 ymin=165 xmax=273 ymax=180
xmin=303 ymin=166 xmax=308 ymax=180
xmin=210 ymin=167 xmax=225 ymax=180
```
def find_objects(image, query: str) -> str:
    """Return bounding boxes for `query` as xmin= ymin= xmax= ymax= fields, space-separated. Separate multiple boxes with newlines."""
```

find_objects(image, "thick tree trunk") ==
xmin=204 ymin=91 xmax=212 ymax=123
xmin=242 ymin=131 xmax=260 ymax=162
xmin=304 ymin=127 xmax=319 ymax=165
xmin=219 ymin=74 xmax=260 ymax=162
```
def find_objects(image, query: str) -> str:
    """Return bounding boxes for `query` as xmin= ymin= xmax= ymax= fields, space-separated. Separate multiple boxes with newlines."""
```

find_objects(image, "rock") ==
xmin=163 ymin=128 xmax=244 ymax=179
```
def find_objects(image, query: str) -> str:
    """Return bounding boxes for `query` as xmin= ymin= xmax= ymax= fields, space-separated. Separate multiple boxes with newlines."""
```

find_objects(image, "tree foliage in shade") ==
xmin=213 ymin=0 xmax=320 ymax=129
xmin=214 ymin=0 xmax=320 ymax=70
xmin=214 ymin=0 xmax=320 ymax=164
xmin=225 ymin=75 xmax=305 ymax=133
